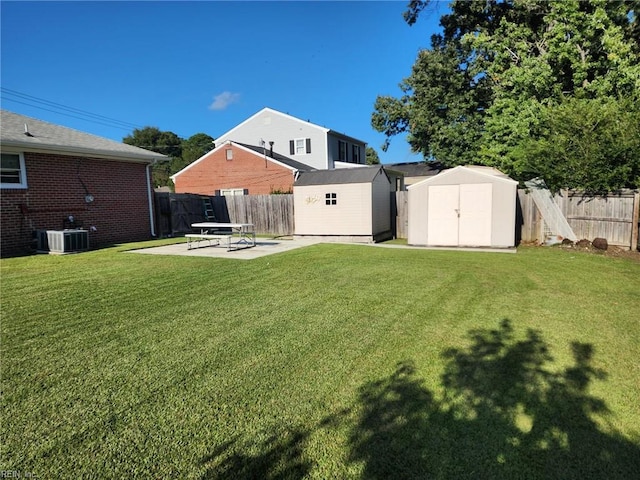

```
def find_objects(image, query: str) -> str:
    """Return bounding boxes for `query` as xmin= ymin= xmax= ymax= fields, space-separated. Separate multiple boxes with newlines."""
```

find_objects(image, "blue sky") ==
xmin=1 ymin=1 xmax=446 ymax=164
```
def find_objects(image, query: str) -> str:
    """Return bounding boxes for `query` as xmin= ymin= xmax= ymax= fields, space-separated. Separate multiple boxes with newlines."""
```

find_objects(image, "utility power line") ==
xmin=0 ymin=87 xmax=144 ymax=132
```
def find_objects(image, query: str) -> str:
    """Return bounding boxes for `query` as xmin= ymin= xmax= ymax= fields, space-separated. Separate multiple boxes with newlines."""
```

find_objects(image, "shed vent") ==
xmin=37 ymin=230 xmax=89 ymax=254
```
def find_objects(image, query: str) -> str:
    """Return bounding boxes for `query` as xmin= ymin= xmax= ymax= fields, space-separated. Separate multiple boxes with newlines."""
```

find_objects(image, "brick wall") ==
xmin=1 ymin=152 xmax=153 ymax=257
xmin=174 ymin=144 xmax=295 ymax=195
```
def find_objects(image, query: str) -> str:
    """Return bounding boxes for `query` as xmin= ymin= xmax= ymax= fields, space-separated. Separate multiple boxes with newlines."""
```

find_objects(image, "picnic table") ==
xmin=187 ymin=222 xmax=256 ymax=251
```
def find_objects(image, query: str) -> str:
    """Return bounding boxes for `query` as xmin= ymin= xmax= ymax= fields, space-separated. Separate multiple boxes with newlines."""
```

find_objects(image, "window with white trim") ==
xmin=220 ymin=188 xmax=246 ymax=196
xmin=290 ymin=138 xmax=311 ymax=155
xmin=1 ymin=152 xmax=27 ymax=188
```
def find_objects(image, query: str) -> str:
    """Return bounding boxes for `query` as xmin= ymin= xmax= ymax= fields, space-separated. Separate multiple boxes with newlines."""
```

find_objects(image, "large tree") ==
xmin=373 ymin=0 xmax=640 ymax=191
xmin=172 ymin=133 xmax=215 ymax=174
xmin=123 ymin=128 xmax=214 ymax=189
xmin=124 ymin=127 xmax=183 ymax=188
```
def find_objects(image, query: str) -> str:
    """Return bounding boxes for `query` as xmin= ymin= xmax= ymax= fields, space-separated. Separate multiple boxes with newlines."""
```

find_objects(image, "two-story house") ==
xmin=172 ymin=107 xmax=367 ymax=195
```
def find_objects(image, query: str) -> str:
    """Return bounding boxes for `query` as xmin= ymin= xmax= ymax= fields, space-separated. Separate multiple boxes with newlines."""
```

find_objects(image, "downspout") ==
xmin=146 ymin=161 xmax=156 ymax=237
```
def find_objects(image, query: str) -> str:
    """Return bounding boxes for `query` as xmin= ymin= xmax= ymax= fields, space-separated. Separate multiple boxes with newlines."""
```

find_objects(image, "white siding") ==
xmin=215 ymin=109 xmax=329 ymax=170
xmin=371 ymin=171 xmax=391 ymax=235
xmin=294 ymin=183 xmax=372 ymax=236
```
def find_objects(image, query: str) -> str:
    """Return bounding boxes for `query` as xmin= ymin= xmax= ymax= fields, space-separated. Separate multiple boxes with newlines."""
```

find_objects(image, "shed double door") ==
xmin=427 ymin=183 xmax=492 ymax=246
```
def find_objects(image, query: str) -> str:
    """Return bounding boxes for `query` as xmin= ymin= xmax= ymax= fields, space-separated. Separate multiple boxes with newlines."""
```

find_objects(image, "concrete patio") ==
xmin=128 ymin=237 xmax=516 ymax=260
xmin=127 ymin=238 xmax=322 ymax=260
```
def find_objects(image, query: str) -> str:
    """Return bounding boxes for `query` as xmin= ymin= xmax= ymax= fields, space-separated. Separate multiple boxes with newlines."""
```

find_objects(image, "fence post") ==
xmin=632 ymin=192 xmax=640 ymax=251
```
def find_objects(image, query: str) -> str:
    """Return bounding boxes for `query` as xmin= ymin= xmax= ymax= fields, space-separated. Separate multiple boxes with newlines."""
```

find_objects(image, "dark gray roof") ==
xmin=294 ymin=165 xmax=389 ymax=186
xmin=387 ymin=161 xmax=442 ymax=177
xmin=236 ymin=142 xmax=314 ymax=171
xmin=0 ymin=110 xmax=167 ymax=163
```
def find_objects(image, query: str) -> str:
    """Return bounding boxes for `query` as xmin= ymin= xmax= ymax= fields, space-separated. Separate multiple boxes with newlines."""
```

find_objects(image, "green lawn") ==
xmin=2 ymin=241 xmax=639 ymax=479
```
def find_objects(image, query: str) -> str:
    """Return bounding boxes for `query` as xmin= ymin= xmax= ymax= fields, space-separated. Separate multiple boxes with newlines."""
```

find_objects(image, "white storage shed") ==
xmin=407 ymin=165 xmax=518 ymax=248
xmin=294 ymin=166 xmax=393 ymax=243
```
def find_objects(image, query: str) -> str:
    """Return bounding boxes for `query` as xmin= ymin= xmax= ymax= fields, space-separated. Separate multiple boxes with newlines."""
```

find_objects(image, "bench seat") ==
xmin=185 ymin=233 xmax=232 ymax=250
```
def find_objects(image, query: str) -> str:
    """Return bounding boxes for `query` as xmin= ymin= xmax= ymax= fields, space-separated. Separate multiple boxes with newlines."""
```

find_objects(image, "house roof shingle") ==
xmin=386 ymin=161 xmax=442 ymax=177
xmin=294 ymin=165 xmax=389 ymax=186
xmin=0 ymin=110 xmax=167 ymax=163
xmin=235 ymin=142 xmax=314 ymax=171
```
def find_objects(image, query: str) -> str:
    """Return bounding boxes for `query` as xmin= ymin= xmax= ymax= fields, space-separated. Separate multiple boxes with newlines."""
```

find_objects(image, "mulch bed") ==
xmin=522 ymin=239 xmax=640 ymax=264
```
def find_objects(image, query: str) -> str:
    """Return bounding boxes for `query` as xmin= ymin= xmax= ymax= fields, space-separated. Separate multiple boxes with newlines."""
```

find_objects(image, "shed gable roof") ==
xmin=294 ymin=165 xmax=389 ymax=186
xmin=407 ymin=165 xmax=517 ymax=189
xmin=0 ymin=110 xmax=167 ymax=163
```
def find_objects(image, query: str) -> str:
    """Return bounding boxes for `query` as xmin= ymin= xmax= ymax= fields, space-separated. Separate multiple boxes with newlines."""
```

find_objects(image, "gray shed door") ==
xmin=427 ymin=183 xmax=492 ymax=246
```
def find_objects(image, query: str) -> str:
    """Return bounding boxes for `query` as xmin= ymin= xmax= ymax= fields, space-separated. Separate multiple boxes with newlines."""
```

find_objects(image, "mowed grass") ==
xmin=1 ymin=241 xmax=639 ymax=479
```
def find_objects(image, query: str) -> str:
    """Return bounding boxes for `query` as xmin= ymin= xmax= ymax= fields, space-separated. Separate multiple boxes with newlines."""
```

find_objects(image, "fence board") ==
xmin=559 ymin=191 xmax=636 ymax=247
xmin=220 ymin=194 xmax=293 ymax=236
xmin=395 ymin=191 xmax=408 ymax=239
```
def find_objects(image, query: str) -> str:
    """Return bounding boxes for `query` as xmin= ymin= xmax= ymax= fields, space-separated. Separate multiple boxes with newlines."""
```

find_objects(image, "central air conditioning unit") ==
xmin=37 ymin=229 xmax=89 ymax=254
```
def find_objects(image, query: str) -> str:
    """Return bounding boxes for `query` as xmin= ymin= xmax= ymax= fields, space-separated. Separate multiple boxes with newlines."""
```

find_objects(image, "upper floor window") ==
xmin=338 ymin=141 xmax=348 ymax=162
xmin=290 ymin=138 xmax=311 ymax=155
xmin=352 ymin=145 xmax=361 ymax=164
xmin=1 ymin=152 xmax=27 ymax=189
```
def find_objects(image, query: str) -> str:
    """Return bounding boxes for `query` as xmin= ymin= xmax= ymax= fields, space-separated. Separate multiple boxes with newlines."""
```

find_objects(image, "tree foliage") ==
xmin=366 ymin=146 xmax=381 ymax=165
xmin=514 ymin=97 xmax=640 ymax=193
xmin=173 ymin=133 xmax=215 ymax=174
xmin=123 ymin=128 xmax=214 ymax=189
xmin=373 ymin=0 xmax=640 ymax=191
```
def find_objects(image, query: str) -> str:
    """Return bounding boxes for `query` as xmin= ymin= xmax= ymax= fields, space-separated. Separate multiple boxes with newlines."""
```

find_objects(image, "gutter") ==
xmin=1 ymin=140 xmax=165 ymax=163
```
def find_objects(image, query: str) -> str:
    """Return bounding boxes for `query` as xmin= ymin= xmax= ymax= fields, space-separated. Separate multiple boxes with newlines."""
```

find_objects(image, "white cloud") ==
xmin=209 ymin=91 xmax=241 ymax=110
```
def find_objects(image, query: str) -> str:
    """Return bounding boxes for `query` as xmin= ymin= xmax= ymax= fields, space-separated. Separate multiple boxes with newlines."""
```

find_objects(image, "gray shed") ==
xmin=407 ymin=165 xmax=518 ymax=248
xmin=293 ymin=166 xmax=392 ymax=242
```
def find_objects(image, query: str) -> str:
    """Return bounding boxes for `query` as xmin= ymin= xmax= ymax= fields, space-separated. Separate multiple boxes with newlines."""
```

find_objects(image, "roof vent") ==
xmin=24 ymin=124 xmax=34 ymax=137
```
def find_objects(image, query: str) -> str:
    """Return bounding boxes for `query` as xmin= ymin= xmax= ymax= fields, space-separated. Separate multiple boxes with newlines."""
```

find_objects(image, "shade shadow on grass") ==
xmin=341 ymin=319 xmax=640 ymax=479
xmin=199 ymin=320 xmax=639 ymax=478
xmin=200 ymin=428 xmax=312 ymax=479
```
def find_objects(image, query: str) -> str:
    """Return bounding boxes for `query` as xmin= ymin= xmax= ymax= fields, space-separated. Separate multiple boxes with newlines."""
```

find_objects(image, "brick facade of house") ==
xmin=173 ymin=144 xmax=296 ymax=196
xmin=1 ymin=152 xmax=153 ymax=257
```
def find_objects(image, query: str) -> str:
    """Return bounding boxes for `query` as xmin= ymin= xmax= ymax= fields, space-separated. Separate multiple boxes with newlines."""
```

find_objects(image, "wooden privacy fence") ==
xmin=157 ymin=190 xmax=639 ymax=249
xmin=518 ymin=189 xmax=640 ymax=248
xmin=155 ymin=193 xmax=293 ymax=237
xmin=394 ymin=191 xmax=409 ymax=240
xmin=224 ymin=194 xmax=293 ymax=236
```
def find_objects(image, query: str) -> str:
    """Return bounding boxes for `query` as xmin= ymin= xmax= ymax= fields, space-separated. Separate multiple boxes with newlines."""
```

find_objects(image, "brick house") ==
xmin=171 ymin=141 xmax=313 ymax=196
xmin=0 ymin=110 xmax=167 ymax=257
xmin=172 ymin=107 xmax=368 ymax=195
